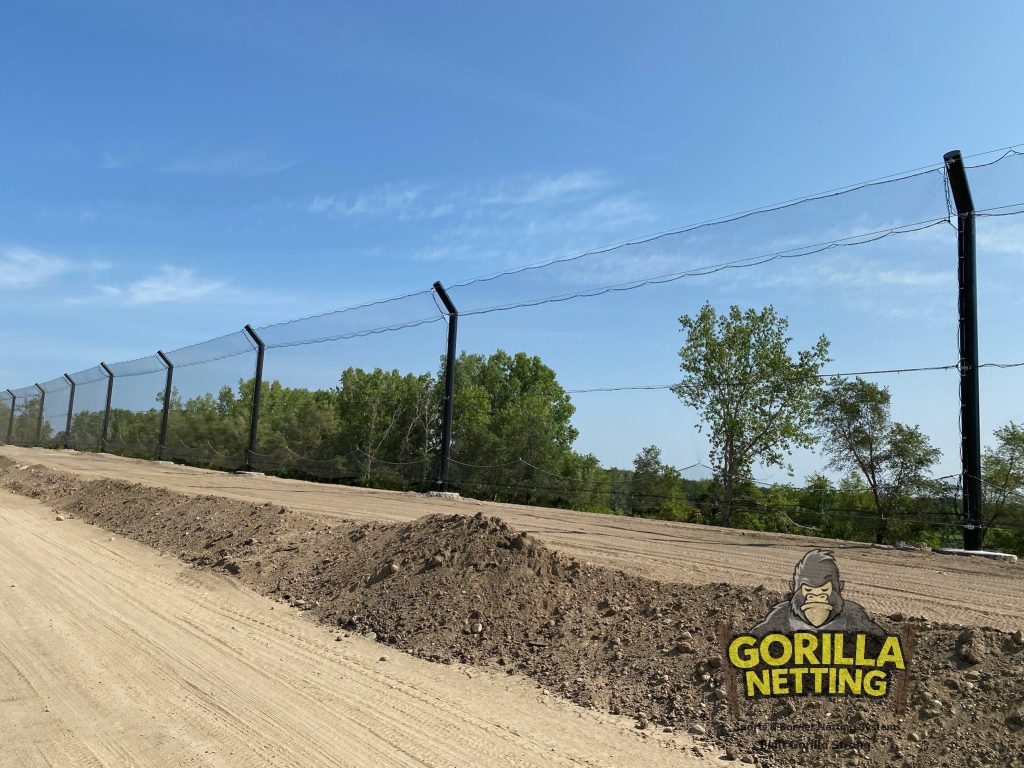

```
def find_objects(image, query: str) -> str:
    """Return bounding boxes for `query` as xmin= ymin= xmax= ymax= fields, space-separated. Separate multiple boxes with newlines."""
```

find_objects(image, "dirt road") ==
xmin=2 ymin=447 xmax=1021 ymax=631
xmin=0 ymin=487 xmax=716 ymax=768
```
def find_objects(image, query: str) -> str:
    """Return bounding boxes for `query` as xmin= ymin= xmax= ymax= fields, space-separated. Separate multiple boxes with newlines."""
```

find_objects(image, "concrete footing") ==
xmin=934 ymin=547 xmax=1018 ymax=563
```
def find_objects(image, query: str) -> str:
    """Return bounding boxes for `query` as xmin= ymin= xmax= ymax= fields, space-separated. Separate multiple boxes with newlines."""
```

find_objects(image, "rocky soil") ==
xmin=1 ymin=457 xmax=1021 ymax=768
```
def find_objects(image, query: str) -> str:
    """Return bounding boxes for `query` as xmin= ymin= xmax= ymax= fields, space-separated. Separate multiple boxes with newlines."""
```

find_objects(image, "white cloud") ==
xmin=481 ymin=171 xmax=607 ymax=205
xmin=100 ymin=152 xmax=128 ymax=170
xmin=161 ymin=149 xmax=295 ymax=177
xmin=772 ymin=262 xmax=949 ymax=291
xmin=0 ymin=247 xmax=72 ymax=287
xmin=100 ymin=266 xmax=228 ymax=305
xmin=306 ymin=184 xmax=426 ymax=219
xmin=303 ymin=170 xmax=611 ymax=223
xmin=979 ymin=218 xmax=1024 ymax=256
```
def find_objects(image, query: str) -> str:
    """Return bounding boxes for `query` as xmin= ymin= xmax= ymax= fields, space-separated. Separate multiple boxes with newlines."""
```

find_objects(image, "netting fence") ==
xmin=4 ymin=147 xmax=1024 ymax=551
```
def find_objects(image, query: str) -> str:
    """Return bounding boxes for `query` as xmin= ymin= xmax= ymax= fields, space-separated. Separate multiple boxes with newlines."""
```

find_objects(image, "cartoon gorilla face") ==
xmin=788 ymin=549 xmax=845 ymax=627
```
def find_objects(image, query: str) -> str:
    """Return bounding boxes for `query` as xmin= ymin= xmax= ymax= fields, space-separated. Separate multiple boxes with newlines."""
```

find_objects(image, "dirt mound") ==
xmin=0 ymin=457 xmax=1021 ymax=767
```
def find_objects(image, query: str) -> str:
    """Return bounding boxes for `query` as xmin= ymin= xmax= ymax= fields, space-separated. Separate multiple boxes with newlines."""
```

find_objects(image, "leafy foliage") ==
xmin=672 ymin=303 xmax=830 ymax=526
xmin=816 ymin=377 xmax=941 ymax=543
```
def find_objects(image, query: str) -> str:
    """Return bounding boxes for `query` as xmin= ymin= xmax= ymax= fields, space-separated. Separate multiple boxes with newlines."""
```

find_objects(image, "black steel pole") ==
xmin=944 ymin=150 xmax=983 ymax=551
xmin=156 ymin=351 xmax=174 ymax=460
xmin=99 ymin=362 xmax=115 ymax=453
xmin=34 ymin=384 xmax=45 ymax=447
xmin=432 ymin=281 xmax=459 ymax=492
xmin=243 ymin=325 xmax=265 ymax=472
xmin=5 ymin=390 xmax=15 ymax=445
xmin=63 ymin=374 xmax=75 ymax=448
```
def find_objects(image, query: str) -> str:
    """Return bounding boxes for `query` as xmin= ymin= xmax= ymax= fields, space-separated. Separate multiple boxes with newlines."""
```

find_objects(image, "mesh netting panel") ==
xmin=253 ymin=290 xmax=443 ymax=348
xmin=105 ymin=356 xmax=169 ymax=459
xmin=249 ymin=316 xmax=447 ymax=485
xmin=106 ymin=355 xmax=167 ymax=378
xmin=8 ymin=386 xmax=42 ymax=446
xmin=39 ymin=376 xmax=71 ymax=447
xmin=0 ymin=392 xmax=11 ymax=444
xmin=67 ymin=366 xmax=110 ymax=450
xmin=164 ymin=330 xmax=255 ymax=368
xmin=977 ymin=204 xmax=1024 ymax=508
xmin=445 ymin=219 xmax=961 ymax=488
xmin=967 ymin=149 xmax=1024 ymax=216
xmin=445 ymin=167 xmax=950 ymax=315
xmin=162 ymin=351 xmax=256 ymax=468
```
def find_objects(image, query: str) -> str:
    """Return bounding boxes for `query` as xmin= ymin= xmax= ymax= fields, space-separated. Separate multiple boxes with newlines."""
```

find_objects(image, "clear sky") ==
xmin=3 ymin=1 xmax=1024 ymax=481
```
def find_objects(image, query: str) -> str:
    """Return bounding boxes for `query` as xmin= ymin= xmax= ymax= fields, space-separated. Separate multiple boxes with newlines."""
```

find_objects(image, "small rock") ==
xmin=687 ymin=725 xmax=707 ymax=736
xmin=707 ymin=656 xmax=723 ymax=669
xmin=636 ymin=717 xmax=648 ymax=730
xmin=335 ymin=636 xmax=343 ymax=642
xmin=365 ymin=631 xmax=377 ymax=641
xmin=712 ymin=688 xmax=728 ymax=701
xmin=1012 ymin=629 xmax=1024 ymax=646
xmin=55 ymin=515 xmax=65 ymax=521
xmin=889 ymin=611 xmax=905 ymax=622
xmin=960 ymin=646 xmax=982 ymax=665
xmin=676 ymin=643 xmax=695 ymax=654
xmin=387 ymin=562 xmax=400 ymax=574
xmin=294 ymin=599 xmax=307 ymax=608
xmin=725 ymin=746 xmax=739 ymax=761
xmin=741 ymin=757 xmax=755 ymax=765
xmin=909 ymin=732 xmax=922 ymax=743
xmin=428 ymin=554 xmax=444 ymax=568
xmin=379 ymin=655 xmax=389 ymax=662
xmin=470 ymin=623 xmax=483 ymax=635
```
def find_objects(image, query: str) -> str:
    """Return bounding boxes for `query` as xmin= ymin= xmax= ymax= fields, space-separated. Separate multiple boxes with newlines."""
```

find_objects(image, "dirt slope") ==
xmin=2 ymin=446 xmax=1020 ymax=631
xmin=1 ymin=456 xmax=1022 ymax=768
xmin=0 ymin=488 xmax=720 ymax=768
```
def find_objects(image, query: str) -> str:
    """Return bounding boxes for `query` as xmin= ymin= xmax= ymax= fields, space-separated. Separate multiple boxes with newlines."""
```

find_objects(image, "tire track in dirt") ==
xmin=0 ymin=490 xmax=717 ymax=768
xmin=5 ymin=447 xmax=1018 ymax=631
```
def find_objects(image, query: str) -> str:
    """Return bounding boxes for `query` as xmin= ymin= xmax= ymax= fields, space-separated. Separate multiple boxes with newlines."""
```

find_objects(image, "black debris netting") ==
xmin=66 ymin=366 xmax=109 ymax=451
xmin=0 ymin=148 xmax=1022 ymax=549
xmin=104 ymin=355 xmax=169 ymax=459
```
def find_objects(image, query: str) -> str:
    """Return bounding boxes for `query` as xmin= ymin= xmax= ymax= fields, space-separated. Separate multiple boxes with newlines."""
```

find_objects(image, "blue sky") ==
xmin=3 ymin=1 xmax=1024 ymax=480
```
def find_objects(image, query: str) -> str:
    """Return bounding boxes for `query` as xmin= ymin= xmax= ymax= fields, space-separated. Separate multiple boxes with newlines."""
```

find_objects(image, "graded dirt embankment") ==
xmin=0 ymin=484 xmax=715 ymax=768
xmin=0 ymin=453 xmax=1022 ymax=768
xmin=2 ymin=446 xmax=1021 ymax=632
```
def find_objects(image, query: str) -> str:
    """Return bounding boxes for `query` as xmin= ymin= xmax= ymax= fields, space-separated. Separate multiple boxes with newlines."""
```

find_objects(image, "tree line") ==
xmin=4 ymin=303 xmax=1022 ymax=555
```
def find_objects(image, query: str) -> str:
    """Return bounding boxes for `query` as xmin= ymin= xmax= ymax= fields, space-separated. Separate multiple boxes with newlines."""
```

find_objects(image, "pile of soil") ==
xmin=0 ymin=457 xmax=1021 ymax=768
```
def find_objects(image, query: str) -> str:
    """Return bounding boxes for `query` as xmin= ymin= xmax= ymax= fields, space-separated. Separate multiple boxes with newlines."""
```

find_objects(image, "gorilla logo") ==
xmin=749 ymin=549 xmax=885 ymax=638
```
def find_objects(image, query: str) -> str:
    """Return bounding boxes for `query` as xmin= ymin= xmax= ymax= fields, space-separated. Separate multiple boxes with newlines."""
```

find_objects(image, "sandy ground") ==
xmin=0 ymin=487 xmax=720 ymax=768
xmin=2 ymin=447 xmax=1021 ymax=633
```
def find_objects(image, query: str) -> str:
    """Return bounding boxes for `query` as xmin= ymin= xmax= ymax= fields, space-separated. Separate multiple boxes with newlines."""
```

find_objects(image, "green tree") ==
xmin=816 ymin=377 xmax=940 ymax=543
xmin=629 ymin=445 xmax=693 ymax=521
xmin=672 ymin=303 xmax=829 ymax=526
xmin=335 ymin=368 xmax=436 ymax=485
xmin=446 ymin=350 xmax=581 ymax=505
xmin=982 ymin=421 xmax=1024 ymax=547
